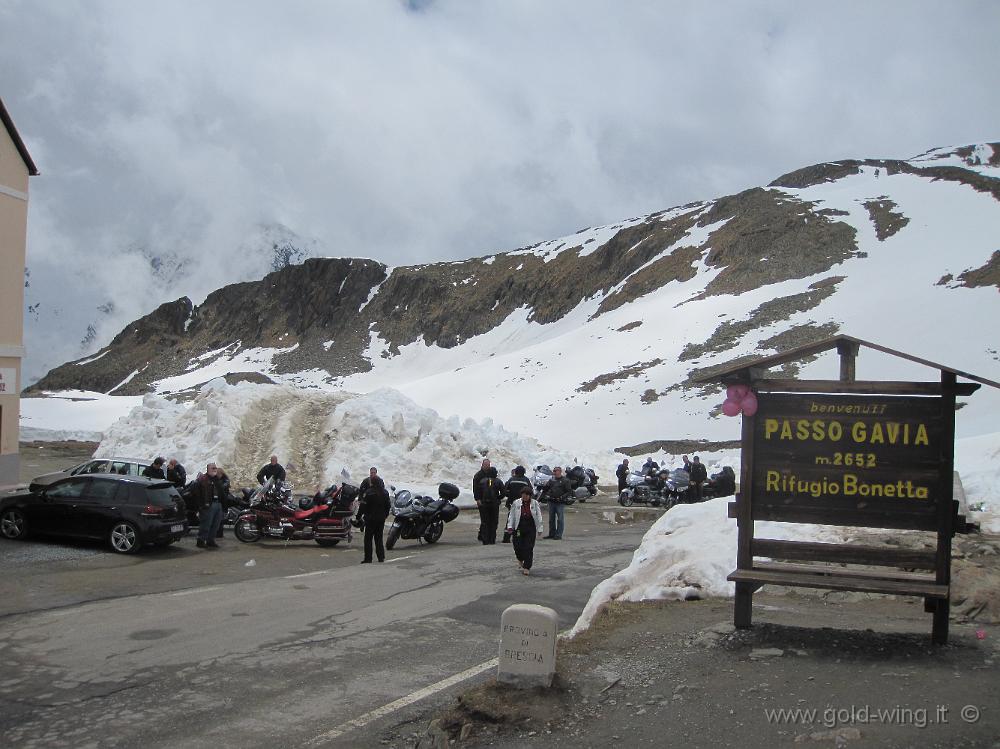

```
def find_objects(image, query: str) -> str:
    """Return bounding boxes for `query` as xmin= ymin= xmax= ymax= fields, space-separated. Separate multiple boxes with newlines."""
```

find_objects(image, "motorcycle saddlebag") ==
xmin=439 ymin=502 xmax=460 ymax=522
xmin=339 ymin=483 xmax=359 ymax=504
xmin=438 ymin=482 xmax=460 ymax=501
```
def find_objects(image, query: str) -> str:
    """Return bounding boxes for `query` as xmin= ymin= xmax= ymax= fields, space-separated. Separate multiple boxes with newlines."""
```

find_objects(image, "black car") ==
xmin=0 ymin=474 xmax=188 ymax=554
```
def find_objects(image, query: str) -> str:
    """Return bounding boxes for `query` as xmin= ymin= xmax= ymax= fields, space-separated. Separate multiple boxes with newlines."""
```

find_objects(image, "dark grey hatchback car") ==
xmin=0 ymin=474 xmax=188 ymax=553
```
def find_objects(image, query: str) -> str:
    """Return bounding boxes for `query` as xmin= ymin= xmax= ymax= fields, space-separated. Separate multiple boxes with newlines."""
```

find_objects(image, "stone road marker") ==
xmin=498 ymin=603 xmax=558 ymax=688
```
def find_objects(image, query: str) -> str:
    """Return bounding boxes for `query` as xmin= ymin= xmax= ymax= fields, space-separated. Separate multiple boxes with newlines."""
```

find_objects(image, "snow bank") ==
xmin=570 ymin=431 xmax=1000 ymax=636
xmin=97 ymin=379 xmax=262 ymax=468
xmin=955 ymin=431 xmax=1000 ymax=533
xmin=19 ymin=391 xmax=144 ymax=442
xmin=569 ymin=498 xmax=842 ymax=636
xmin=95 ymin=381 xmax=618 ymax=502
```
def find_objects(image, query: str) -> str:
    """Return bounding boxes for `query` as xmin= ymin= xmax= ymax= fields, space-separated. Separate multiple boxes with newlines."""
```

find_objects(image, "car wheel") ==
xmin=618 ymin=491 xmax=633 ymax=507
xmin=109 ymin=521 xmax=141 ymax=554
xmin=0 ymin=508 xmax=28 ymax=540
xmin=315 ymin=539 xmax=340 ymax=547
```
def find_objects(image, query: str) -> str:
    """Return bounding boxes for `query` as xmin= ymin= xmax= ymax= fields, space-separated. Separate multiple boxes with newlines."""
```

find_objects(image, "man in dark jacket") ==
xmin=357 ymin=467 xmax=390 ymax=563
xmin=542 ymin=466 xmax=573 ymax=540
xmin=689 ymin=456 xmax=708 ymax=500
xmin=142 ymin=457 xmax=166 ymax=479
xmin=472 ymin=458 xmax=493 ymax=543
xmin=195 ymin=462 xmax=230 ymax=548
xmin=166 ymin=458 xmax=186 ymax=489
xmin=616 ymin=458 xmax=630 ymax=492
xmin=475 ymin=466 xmax=505 ymax=545
xmin=504 ymin=466 xmax=532 ymax=509
xmin=256 ymin=455 xmax=286 ymax=485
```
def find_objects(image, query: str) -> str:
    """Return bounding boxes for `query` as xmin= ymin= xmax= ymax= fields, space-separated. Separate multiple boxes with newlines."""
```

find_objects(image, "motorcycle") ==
xmin=565 ymin=465 xmax=598 ymax=499
xmin=233 ymin=478 xmax=359 ymax=546
xmin=385 ymin=482 xmax=461 ymax=550
xmin=703 ymin=466 xmax=736 ymax=498
xmin=662 ymin=468 xmax=692 ymax=502
xmin=532 ymin=465 xmax=553 ymax=500
xmin=618 ymin=469 xmax=674 ymax=507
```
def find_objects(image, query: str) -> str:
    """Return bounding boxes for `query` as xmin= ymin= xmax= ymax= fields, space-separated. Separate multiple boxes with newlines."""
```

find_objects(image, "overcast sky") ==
xmin=3 ymin=0 xmax=998 ymax=381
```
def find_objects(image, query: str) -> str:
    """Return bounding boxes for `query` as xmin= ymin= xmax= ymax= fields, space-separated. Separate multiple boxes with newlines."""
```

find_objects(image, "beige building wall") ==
xmin=0 ymin=109 xmax=31 ymax=486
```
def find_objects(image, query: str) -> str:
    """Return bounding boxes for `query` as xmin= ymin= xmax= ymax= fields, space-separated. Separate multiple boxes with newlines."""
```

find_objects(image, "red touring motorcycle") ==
xmin=233 ymin=478 xmax=359 ymax=547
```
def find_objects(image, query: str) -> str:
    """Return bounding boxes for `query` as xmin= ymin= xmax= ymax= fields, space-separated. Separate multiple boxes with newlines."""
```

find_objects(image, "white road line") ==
xmin=305 ymin=657 xmax=498 ymax=746
xmin=284 ymin=570 xmax=331 ymax=579
xmin=170 ymin=586 xmax=223 ymax=597
xmin=385 ymin=555 xmax=416 ymax=563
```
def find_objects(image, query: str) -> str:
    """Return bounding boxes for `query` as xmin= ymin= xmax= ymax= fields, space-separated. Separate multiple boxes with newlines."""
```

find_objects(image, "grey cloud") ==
xmin=3 ymin=0 xmax=998 ymax=381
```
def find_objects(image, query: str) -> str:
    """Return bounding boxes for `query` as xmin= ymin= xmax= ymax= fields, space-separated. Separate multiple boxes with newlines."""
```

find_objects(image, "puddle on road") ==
xmin=600 ymin=508 xmax=664 ymax=525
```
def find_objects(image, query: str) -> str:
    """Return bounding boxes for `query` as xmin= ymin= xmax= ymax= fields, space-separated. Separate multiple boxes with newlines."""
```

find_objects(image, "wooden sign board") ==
xmin=750 ymin=392 xmax=945 ymax=529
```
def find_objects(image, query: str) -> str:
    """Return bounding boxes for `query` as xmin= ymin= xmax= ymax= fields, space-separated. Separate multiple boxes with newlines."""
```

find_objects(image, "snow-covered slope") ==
xmin=24 ymin=142 xmax=1000 ymax=456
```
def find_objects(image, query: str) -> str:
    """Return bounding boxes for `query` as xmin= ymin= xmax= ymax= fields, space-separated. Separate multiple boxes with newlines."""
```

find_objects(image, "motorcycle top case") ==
xmin=437 ymin=482 xmax=460 ymax=501
xmin=439 ymin=502 xmax=460 ymax=522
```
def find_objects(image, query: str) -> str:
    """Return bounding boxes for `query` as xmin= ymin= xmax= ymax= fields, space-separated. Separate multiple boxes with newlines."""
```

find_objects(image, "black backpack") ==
xmin=480 ymin=477 xmax=502 ymax=504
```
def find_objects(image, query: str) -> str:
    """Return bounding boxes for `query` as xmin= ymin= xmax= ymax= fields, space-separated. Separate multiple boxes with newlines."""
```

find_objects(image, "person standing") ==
xmin=616 ymin=458 xmax=630 ymax=493
xmin=166 ymin=458 xmax=187 ymax=489
xmin=689 ymin=456 xmax=708 ymax=500
xmin=476 ymin=467 xmax=505 ymax=545
xmin=256 ymin=455 xmax=286 ymax=485
xmin=357 ymin=467 xmax=390 ymax=563
xmin=506 ymin=486 xmax=543 ymax=575
xmin=472 ymin=458 xmax=493 ymax=544
xmin=542 ymin=466 xmax=573 ymax=540
xmin=195 ymin=462 xmax=228 ymax=549
xmin=504 ymin=466 xmax=532 ymax=508
xmin=680 ymin=455 xmax=692 ymax=473
xmin=142 ymin=457 xmax=166 ymax=479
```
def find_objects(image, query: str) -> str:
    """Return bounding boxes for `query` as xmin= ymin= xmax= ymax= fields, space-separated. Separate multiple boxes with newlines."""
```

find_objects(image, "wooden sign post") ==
xmin=697 ymin=335 xmax=997 ymax=644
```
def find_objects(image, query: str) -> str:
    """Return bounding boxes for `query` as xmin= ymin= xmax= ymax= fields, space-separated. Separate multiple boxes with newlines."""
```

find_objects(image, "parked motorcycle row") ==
xmin=618 ymin=464 xmax=736 ymax=508
xmin=181 ymin=477 xmax=465 ymax=550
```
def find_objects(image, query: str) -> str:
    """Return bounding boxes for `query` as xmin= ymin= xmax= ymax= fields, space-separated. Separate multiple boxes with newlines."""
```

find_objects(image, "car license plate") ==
xmin=171 ymin=524 xmax=184 ymax=533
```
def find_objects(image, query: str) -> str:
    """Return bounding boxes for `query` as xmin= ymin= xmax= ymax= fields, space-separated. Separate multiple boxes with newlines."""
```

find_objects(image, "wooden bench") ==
xmin=727 ymin=500 xmax=965 ymax=644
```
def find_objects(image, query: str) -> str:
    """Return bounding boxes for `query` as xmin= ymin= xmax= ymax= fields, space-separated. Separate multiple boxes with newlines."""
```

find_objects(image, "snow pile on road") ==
xmin=570 ymin=431 xmax=1000 ymax=636
xmin=97 ymin=379 xmax=262 ymax=468
xmin=956 ymin=431 xmax=1000 ymax=534
xmin=95 ymin=379 xmax=619 ymax=500
xmin=568 ymin=498 xmax=842 ymax=636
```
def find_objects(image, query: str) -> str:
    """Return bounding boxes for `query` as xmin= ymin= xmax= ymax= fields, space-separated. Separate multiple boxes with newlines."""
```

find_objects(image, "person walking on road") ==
xmin=195 ymin=462 xmax=229 ymax=549
xmin=542 ymin=466 xmax=573 ymax=540
xmin=502 ymin=466 xmax=533 ymax=542
xmin=506 ymin=485 xmax=543 ymax=575
xmin=616 ymin=458 xmax=630 ymax=493
xmin=357 ymin=467 xmax=390 ymax=563
xmin=256 ymin=455 xmax=286 ymax=485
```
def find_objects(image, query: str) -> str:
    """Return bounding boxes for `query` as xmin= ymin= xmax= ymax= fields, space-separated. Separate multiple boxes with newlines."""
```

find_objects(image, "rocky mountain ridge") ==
xmin=27 ymin=142 xmax=1000 ymax=451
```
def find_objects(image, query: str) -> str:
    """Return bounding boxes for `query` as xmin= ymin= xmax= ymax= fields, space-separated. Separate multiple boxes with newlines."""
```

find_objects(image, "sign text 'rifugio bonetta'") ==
xmin=751 ymin=393 xmax=944 ymax=506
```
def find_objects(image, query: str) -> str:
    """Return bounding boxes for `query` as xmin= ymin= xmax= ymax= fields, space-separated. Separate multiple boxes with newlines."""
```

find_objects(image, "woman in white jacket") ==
xmin=506 ymin=486 xmax=544 ymax=575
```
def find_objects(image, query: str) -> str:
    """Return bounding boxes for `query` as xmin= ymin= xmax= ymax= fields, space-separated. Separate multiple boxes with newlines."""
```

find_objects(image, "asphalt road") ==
xmin=0 ymin=498 xmax=657 ymax=749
